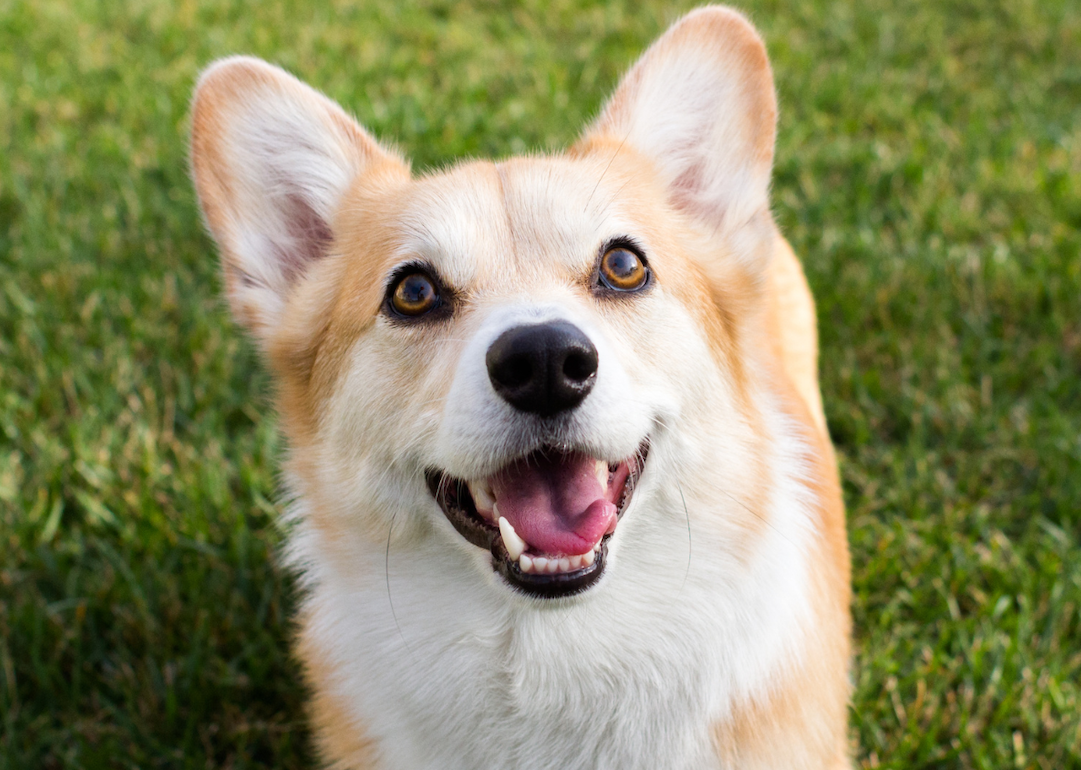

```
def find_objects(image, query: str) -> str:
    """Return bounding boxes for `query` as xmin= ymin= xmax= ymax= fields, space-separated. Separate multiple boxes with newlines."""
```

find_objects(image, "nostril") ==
xmin=562 ymin=350 xmax=596 ymax=383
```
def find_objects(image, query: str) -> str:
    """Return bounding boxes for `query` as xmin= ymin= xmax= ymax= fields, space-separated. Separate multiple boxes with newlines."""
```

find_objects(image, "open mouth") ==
xmin=426 ymin=441 xmax=649 ymax=598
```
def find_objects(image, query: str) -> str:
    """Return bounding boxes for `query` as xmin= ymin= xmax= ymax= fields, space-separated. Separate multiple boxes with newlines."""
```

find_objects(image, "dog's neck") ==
xmin=287 ymin=397 xmax=821 ymax=770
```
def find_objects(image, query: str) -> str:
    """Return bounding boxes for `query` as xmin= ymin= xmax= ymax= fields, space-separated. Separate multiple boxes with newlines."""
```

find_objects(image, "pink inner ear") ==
xmin=671 ymin=162 xmax=714 ymax=220
xmin=572 ymin=7 xmax=777 ymax=238
xmin=272 ymin=191 xmax=334 ymax=283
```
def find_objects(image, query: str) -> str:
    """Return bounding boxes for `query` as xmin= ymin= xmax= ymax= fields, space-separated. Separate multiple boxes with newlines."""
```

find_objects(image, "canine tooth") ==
xmin=595 ymin=459 xmax=609 ymax=488
xmin=533 ymin=556 xmax=548 ymax=572
xmin=546 ymin=559 xmax=559 ymax=574
xmin=569 ymin=554 xmax=582 ymax=569
xmin=583 ymin=549 xmax=596 ymax=567
xmin=498 ymin=517 xmax=526 ymax=561
xmin=558 ymin=557 xmax=571 ymax=572
xmin=471 ymin=482 xmax=496 ymax=514
xmin=519 ymin=554 xmax=533 ymax=573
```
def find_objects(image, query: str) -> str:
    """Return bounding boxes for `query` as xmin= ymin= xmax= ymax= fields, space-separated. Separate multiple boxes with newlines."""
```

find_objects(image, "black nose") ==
xmin=486 ymin=321 xmax=599 ymax=417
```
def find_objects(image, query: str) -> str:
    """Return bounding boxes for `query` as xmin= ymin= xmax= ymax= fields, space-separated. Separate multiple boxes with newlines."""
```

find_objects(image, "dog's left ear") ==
xmin=576 ymin=6 xmax=776 ymax=249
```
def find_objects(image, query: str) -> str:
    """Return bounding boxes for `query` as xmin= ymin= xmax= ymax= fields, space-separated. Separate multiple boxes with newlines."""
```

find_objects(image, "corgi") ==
xmin=189 ymin=6 xmax=851 ymax=769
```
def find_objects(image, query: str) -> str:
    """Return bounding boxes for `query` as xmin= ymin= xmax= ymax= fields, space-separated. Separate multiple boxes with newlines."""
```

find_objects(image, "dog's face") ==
xmin=191 ymin=8 xmax=779 ymax=601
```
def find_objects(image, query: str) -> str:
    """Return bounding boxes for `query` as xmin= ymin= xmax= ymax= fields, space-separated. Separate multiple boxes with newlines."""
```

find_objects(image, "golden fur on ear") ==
xmin=575 ymin=7 xmax=776 ymax=243
xmin=190 ymin=56 xmax=408 ymax=344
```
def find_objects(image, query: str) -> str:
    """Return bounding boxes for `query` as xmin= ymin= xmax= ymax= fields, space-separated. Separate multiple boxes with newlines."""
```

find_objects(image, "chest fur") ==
xmin=294 ymin=462 xmax=817 ymax=770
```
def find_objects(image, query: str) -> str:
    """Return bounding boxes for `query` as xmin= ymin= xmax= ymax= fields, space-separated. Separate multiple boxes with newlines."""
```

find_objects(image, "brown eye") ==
xmin=391 ymin=272 xmax=439 ymax=316
xmin=599 ymin=247 xmax=648 ymax=292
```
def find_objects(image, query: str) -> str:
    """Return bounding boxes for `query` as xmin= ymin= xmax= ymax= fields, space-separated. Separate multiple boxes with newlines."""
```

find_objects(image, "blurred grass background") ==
xmin=1 ymin=0 xmax=1079 ymax=767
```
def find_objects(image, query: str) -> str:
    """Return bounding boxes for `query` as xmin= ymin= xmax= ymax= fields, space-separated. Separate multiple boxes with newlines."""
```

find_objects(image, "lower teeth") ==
xmin=518 ymin=546 xmax=597 ymax=574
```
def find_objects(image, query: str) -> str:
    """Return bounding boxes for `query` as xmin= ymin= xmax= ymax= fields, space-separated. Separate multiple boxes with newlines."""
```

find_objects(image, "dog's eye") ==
xmin=599 ymin=247 xmax=648 ymax=292
xmin=391 ymin=272 xmax=439 ymax=316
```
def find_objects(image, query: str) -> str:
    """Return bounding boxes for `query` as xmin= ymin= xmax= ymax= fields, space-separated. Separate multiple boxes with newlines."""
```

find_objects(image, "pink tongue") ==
xmin=490 ymin=453 xmax=616 ymax=556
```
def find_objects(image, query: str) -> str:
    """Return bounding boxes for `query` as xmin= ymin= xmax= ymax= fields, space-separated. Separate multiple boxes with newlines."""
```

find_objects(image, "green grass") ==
xmin=1 ymin=0 xmax=1079 ymax=767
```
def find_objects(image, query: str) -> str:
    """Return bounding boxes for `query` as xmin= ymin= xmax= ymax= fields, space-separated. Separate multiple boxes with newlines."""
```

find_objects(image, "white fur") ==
xmin=435 ymin=300 xmax=654 ymax=480
xmin=192 ymin=8 xmax=839 ymax=768
xmin=289 ymin=221 xmax=819 ymax=768
xmin=287 ymin=385 xmax=818 ymax=770
xmin=606 ymin=47 xmax=769 ymax=235
xmin=277 ymin=142 xmax=821 ymax=770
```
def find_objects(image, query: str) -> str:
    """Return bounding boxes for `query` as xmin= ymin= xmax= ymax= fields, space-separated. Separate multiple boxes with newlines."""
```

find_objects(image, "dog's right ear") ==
xmin=190 ymin=57 xmax=408 ymax=346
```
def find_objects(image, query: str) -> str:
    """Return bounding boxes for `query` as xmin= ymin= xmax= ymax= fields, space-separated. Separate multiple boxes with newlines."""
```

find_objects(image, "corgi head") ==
xmin=191 ymin=6 xmax=779 ymax=601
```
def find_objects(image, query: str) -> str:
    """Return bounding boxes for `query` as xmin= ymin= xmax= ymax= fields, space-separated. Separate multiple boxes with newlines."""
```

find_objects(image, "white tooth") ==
xmin=533 ymin=556 xmax=548 ymax=572
xmin=499 ymin=516 xmax=526 ymax=561
xmin=569 ymin=554 xmax=582 ymax=569
xmin=558 ymin=557 xmax=571 ymax=572
xmin=519 ymin=554 xmax=533 ymax=573
xmin=471 ymin=482 xmax=496 ymax=514
xmin=546 ymin=559 xmax=559 ymax=574
xmin=593 ymin=541 xmax=601 ymax=553
xmin=583 ymin=549 xmax=595 ymax=566
xmin=595 ymin=459 xmax=609 ymax=488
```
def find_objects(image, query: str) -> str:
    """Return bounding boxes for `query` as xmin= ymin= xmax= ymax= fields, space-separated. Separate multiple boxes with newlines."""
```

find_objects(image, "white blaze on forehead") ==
xmin=390 ymin=163 xmax=513 ymax=290
xmin=494 ymin=157 xmax=651 ymax=275
xmin=390 ymin=157 xmax=657 ymax=300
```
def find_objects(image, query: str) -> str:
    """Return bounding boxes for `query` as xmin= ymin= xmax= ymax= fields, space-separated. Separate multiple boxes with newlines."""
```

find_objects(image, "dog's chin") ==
xmin=425 ymin=440 xmax=650 ymax=599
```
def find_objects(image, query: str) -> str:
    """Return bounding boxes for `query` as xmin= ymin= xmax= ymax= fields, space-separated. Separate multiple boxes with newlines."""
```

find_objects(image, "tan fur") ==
xmin=190 ymin=57 xmax=407 ymax=338
xmin=299 ymin=615 xmax=383 ymax=770
xmin=190 ymin=6 xmax=851 ymax=768
xmin=711 ymin=341 xmax=851 ymax=768
xmin=765 ymin=237 xmax=829 ymax=439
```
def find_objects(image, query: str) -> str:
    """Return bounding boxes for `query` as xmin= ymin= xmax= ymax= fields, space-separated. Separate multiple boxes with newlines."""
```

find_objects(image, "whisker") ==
xmin=591 ymin=178 xmax=635 ymax=228
xmin=385 ymin=515 xmax=412 ymax=652
xmin=585 ymin=129 xmax=631 ymax=210
xmin=715 ymin=487 xmax=802 ymax=551
xmin=677 ymin=482 xmax=692 ymax=591
xmin=436 ymin=470 xmax=454 ymax=501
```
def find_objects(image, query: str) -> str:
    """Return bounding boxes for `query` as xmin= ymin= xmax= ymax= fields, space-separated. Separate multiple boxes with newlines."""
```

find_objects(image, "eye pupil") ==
xmin=599 ymin=247 xmax=648 ymax=291
xmin=608 ymin=250 xmax=637 ymax=277
xmin=391 ymin=272 xmax=439 ymax=316
xmin=399 ymin=275 xmax=432 ymax=304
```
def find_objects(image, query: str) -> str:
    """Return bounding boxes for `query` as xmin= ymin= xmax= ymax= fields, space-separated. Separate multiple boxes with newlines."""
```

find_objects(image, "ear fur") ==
xmin=576 ymin=6 xmax=777 ymax=245
xmin=190 ymin=56 xmax=407 ymax=344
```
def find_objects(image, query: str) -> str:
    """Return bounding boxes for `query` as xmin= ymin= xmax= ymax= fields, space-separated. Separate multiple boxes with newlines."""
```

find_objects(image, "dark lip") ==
xmin=425 ymin=440 xmax=650 ymax=599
